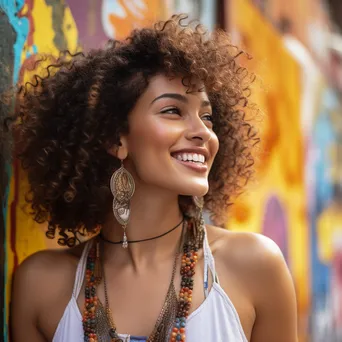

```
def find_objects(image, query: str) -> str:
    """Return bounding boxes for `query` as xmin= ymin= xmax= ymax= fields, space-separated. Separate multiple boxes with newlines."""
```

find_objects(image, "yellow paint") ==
xmin=30 ymin=0 xmax=77 ymax=54
xmin=317 ymin=204 xmax=342 ymax=264
xmin=63 ymin=6 xmax=79 ymax=52
xmin=229 ymin=0 xmax=309 ymax=340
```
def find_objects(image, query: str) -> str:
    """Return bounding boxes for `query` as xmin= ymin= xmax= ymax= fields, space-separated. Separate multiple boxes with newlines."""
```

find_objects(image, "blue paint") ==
xmin=310 ymin=89 xmax=338 ymax=333
xmin=26 ymin=44 xmax=38 ymax=59
xmin=0 ymin=1 xmax=30 ymax=340
xmin=311 ymin=109 xmax=335 ymax=295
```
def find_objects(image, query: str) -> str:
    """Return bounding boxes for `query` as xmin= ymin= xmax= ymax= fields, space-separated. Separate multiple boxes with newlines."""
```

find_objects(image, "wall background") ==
xmin=227 ymin=1 xmax=342 ymax=340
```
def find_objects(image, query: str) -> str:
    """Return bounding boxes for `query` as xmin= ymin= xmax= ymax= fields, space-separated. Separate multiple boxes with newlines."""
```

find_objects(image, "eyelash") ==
xmin=160 ymin=107 xmax=213 ymax=122
xmin=160 ymin=107 xmax=180 ymax=115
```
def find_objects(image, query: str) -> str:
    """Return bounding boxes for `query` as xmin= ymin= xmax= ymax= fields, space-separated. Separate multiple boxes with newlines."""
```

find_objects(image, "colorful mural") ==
xmin=228 ymin=0 xmax=309 ymax=340
xmin=229 ymin=1 xmax=342 ymax=341
xmin=0 ymin=6 xmax=16 ymax=339
xmin=0 ymin=1 xmax=168 ymax=340
xmin=67 ymin=0 xmax=165 ymax=50
xmin=0 ymin=1 xmax=78 ymax=339
xmin=308 ymin=86 xmax=342 ymax=341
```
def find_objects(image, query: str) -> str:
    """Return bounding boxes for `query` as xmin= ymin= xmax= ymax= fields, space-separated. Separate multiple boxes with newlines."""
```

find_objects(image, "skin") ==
xmin=11 ymin=74 xmax=298 ymax=342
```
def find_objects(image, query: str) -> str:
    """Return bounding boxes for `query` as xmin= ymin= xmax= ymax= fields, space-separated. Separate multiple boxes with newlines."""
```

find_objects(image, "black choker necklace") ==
xmin=99 ymin=217 xmax=184 ymax=245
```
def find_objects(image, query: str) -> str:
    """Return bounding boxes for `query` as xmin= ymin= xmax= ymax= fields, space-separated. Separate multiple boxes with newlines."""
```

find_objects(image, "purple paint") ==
xmin=262 ymin=195 xmax=289 ymax=263
xmin=66 ymin=0 xmax=109 ymax=50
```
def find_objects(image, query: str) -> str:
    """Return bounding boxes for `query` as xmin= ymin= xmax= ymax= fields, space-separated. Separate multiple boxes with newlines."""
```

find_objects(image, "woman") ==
xmin=10 ymin=15 xmax=297 ymax=342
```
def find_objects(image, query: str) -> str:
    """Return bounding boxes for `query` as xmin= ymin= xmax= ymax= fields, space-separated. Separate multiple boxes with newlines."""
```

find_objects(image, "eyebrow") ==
xmin=150 ymin=93 xmax=211 ymax=108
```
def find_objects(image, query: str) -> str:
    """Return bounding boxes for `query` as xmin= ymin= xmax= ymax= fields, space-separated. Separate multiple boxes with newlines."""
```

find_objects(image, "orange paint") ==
xmin=109 ymin=0 xmax=160 ymax=40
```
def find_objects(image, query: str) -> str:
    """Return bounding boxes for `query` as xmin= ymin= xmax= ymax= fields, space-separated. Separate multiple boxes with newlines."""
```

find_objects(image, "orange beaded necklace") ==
xmin=82 ymin=217 xmax=203 ymax=342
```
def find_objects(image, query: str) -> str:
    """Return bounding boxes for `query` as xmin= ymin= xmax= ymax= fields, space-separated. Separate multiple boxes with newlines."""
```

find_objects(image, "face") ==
xmin=115 ymin=74 xmax=219 ymax=197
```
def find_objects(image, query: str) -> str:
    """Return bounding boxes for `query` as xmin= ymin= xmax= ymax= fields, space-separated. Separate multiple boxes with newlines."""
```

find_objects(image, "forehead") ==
xmin=145 ymin=74 xmax=209 ymax=102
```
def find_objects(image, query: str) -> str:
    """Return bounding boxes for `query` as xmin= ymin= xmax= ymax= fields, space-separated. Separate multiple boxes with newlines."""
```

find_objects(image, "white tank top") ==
xmin=53 ymin=230 xmax=248 ymax=342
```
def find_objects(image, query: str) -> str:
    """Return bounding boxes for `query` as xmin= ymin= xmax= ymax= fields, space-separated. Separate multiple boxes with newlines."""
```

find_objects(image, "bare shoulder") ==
xmin=206 ymin=225 xmax=298 ymax=342
xmin=13 ymin=241 xmax=85 ymax=294
xmin=11 ymin=241 xmax=88 ymax=341
xmin=206 ymin=225 xmax=287 ymax=280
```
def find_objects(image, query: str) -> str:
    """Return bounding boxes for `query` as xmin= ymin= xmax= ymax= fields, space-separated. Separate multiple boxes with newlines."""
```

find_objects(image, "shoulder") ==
xmin=11 ymin=242 xmax=90 ymax=341
xmin=14 ymin=242 xmax=85 ymax=287
xmin=12 ymin=241 xmax=87 ymax=321
xmin=206 ymin=226 xmax=298 ymax=341
xmin=206 ymin=225 xmax=293 ymax=300
xmin=206 ymin=225 xmax=285 ymax=268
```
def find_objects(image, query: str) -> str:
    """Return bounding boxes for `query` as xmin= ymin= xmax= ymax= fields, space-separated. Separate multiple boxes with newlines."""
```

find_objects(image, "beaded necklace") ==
xmin=82 ymin=217 xmax=202 ymax=342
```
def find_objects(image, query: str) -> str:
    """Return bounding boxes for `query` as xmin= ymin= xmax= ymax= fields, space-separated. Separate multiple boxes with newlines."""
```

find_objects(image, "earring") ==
xmin=193 ymin=196 xmax=205 ymax=246
xmin=110 ymin=160 xmax=135 ymax=248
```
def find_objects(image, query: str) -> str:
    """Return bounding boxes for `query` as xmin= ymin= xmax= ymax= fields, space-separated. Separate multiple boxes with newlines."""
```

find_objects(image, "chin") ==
xmin=177 ymin=180 xmax=209 ymax=198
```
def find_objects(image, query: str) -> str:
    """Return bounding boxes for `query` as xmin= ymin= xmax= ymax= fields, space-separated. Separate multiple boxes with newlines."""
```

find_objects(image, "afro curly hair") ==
xmin=7 ymin=14 xmax=259 ymax=246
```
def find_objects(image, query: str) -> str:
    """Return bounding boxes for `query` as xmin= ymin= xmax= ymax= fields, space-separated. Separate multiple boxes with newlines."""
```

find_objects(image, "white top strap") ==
xmin=203 ymin=227 xmax=219 ymax=297
xmin=72 ymin=240 xmax=93 ymax=298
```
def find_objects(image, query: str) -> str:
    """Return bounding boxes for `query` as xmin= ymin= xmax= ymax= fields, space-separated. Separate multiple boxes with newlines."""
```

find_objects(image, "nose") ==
xmin=185 ymin=116 xmax=212 ymax=144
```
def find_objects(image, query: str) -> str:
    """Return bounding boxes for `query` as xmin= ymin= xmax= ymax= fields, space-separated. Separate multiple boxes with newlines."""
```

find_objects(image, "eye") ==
xmin=160 ymin=107 xmax=181 ymax=115
xmin=202 ymin=113 xmax=213 ymax=122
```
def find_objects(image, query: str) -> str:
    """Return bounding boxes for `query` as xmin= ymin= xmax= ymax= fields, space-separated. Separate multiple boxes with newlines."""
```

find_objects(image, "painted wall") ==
xmin=227 ymin=1 xmax=342 ymax=341
xmin=308 ymin=84 xmax=342 ymax=341
xmin=227 ymin=0 xmax=309 ymax=340
xmin=251 ymin=0 xmax=332 ymax=67
xmin=0 ymin=1 xmax=78 ymax=339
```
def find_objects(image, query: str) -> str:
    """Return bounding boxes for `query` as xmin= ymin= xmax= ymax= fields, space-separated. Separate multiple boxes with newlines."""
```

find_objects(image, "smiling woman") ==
xmin=7 ymin=14 xmax=297 ymax=342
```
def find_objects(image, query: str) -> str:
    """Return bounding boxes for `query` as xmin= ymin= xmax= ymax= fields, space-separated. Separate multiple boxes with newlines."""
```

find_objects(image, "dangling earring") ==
xmin=110 ymin=160 xmax=135 ymax=248
xmin=193 ymin=196 xmax=205 ymax=245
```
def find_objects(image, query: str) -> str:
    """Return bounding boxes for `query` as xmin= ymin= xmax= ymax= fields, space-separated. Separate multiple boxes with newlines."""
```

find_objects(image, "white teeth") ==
xmin=173 ymin=152 xmax=206 ymax=164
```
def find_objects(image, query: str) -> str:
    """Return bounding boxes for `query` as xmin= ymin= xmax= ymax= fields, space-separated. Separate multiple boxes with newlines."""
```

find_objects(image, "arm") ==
xmin=250 ymin=236 xmax=298 ymax=342
xmin=11 ymin=254 xmax=47 ymax=342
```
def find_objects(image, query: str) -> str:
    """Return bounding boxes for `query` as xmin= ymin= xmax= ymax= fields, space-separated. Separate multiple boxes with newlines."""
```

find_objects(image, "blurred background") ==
xmin=1 ymin=0 xmax=342 ymax=341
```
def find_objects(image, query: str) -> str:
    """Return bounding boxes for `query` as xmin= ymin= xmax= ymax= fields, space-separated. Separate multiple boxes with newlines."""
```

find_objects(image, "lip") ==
xmin=172 ymin=157 xmax=208 ymax=173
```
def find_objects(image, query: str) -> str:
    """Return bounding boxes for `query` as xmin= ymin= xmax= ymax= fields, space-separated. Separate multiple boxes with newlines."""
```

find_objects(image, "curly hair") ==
xmin=7 ymin=15 xmax=259 ymax=245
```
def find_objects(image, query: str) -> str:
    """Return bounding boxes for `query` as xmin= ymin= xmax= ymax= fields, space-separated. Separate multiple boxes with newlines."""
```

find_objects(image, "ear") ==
xmin=107 ymin=137 xmax=128 ymax=160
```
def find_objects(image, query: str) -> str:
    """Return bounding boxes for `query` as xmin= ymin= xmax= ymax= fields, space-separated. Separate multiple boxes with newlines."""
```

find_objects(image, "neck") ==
xmin=101 ymin=185 xmax=184 ymax=267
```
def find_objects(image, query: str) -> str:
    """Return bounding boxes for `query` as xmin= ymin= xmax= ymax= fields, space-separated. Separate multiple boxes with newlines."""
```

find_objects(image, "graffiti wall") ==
xmin=229 ymin=1 xmax=342 ymax=341
xmin=0 ymin=1 xmax=168 ymax=340
xmin=0 ymin=1 xmax=78 ymax=339
xmin=227 ymin=0 xmax=309 ymax=340
xmin=68 ymin=0 xmax=166 ymax=50
xmin=308 ymin=84 xmax=342 ymax=341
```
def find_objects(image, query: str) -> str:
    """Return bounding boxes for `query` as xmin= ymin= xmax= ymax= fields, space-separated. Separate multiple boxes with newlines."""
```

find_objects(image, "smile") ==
xmin=174 ymin=153 xmax=205 ymax=164
xmin=171 ymin=152 xmax=208 ymax=173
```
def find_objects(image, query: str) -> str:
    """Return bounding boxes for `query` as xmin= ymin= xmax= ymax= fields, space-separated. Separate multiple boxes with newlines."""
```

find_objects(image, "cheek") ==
xmin=137 ymin=122 xmax=176 ymax=150
xmin=128 ymin=120 xmax=181 ymax=164
xmin=148 ymin=123 xmax=176 ymax=146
